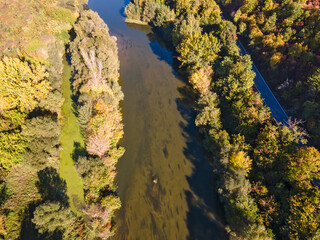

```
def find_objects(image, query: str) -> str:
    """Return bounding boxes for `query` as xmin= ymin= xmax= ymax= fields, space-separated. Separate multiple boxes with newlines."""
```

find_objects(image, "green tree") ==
xmin=32 ymin=202 xmax=75 ymax=236
xmin=198 ymin=0 xmax=221 ymax=25
xmin=262 ymin=0 xmax=274 ymax=12
xmin=38 ymin=90 xmax=64 ymax=116
xmin=286 ymin=191 xmax=320 ymax=239
xmin=189 ymin=66 xmax=213 ymax=94
xmin=142 ymin=2 xmax=159 ymax=22
xmin=307 ymin=68 xmax=320 ymax=94
xmin=214 ymin=55 xmax=255 ymax=100
xmin=229 ymin=151 xmax=252 ymax=174
xmin=153 ymin=4 xmax=175 ymax=27
xmin=219 ymin=20 xmax=237 ymax=45
xmin=171 ymin=14 xmax=202 ymax=46
xmin=22 ymin=116 xmax=60 ymax=139
xmin=263 ymin=13 xmax=277 ymax=33
xmin=125 ymin=2 xmax=141 ymax=21
xmin=241 ymin=0 xmax=258 ymax=14
xmin=195 ymin=92 xmax=221 ymax=129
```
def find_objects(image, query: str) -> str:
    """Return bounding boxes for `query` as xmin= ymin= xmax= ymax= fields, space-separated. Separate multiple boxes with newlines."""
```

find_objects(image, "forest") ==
xmin=125 ymin=0 xmax=320 ymax=239
xmin=218 ymin=0 xmax=320 ymax=148
xmin=0 ymin=0 xmax=124 ymax=239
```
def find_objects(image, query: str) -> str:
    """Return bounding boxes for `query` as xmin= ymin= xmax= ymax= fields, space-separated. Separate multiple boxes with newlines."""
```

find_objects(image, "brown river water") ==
xmin=89 ymin=0 xmax=226 ymax=239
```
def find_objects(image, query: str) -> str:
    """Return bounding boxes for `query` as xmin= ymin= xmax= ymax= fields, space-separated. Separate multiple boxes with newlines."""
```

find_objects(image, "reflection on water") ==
xmin=89 ymin=0 xmax=226 ymax=239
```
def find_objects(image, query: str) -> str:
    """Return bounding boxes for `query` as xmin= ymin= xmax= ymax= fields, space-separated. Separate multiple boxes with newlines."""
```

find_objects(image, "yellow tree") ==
xmin=0 ymin=57 xmax=50 ymax=112
xmin=229 ymin=150 xmax=252 ymax=174
xmin=189 ymin=66 xmax=213 ymax=94
xmin=177 ymin=32 xmax=221 ymax=70
xmin=287 ymin=146 xmax=320 ymax=187
xmin=287 ymin=191 xmax=320 ymax=239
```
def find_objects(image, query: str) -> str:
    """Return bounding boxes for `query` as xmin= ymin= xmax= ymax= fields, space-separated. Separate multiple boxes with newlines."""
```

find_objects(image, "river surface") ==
xmin=89 ymin=0 xmax=225 ymax=239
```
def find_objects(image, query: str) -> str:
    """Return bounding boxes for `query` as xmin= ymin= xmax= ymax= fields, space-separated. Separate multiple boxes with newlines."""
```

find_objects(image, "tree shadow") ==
xmin=72 ymin=141 xmax=87 ymax=162
xmin=36 ymin=167 xmax=69 ymax=206
xmin=119 ymin=0 xmax=130 ymax=18
xmin=146 ymin=29 xmax=177 ymax=68
xmin=20 ymin=167 xmax=68 ymax=240
xmin=145 ymin=27 xmax=192 ymax=85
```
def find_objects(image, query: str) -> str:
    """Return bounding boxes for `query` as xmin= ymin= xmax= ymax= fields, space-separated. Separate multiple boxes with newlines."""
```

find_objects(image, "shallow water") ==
xmin=89 ymin=0 xmax=226 ymax=239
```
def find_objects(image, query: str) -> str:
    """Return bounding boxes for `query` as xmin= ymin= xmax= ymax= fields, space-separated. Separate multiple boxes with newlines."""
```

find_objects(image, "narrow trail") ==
xmin=59 ymin=58 xmax=84 ymax=211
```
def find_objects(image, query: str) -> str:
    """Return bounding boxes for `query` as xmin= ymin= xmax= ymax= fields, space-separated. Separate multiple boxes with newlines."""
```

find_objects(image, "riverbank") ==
xmin=125 ymin=18 xmax=148 ymax=25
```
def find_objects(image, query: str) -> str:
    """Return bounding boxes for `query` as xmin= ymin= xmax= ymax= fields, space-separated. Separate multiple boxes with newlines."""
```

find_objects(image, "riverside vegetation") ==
xmin=0 ymin=0 xmax=124 ymax=239
xmin=125 ymin=0 xmax=320 ymax=239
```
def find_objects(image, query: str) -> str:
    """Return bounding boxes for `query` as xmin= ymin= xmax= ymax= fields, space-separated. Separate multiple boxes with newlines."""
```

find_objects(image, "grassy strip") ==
xmin=59 ymin=58 xmax=84 ymax=212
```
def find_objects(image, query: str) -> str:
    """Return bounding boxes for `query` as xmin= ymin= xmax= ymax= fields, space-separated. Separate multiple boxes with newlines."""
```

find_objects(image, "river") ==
xmin=88 ymin=0 xmax=226 ymax=239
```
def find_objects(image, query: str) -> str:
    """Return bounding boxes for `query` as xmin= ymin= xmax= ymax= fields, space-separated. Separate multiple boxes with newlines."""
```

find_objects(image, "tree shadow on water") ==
xmin=119 ymin=0 xmax=130 ymax=18
xmin=142 ymin=23 xmax=227 ymax=238
xmin=146 ymin=29 xmax=177 ymax=69
xmin=176 ymin=86 xmax=227 ymax=240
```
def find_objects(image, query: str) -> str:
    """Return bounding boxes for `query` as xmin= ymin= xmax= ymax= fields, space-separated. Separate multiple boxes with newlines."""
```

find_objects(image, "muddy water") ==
xmin=89 ymin=0 xmax=226 ymax=239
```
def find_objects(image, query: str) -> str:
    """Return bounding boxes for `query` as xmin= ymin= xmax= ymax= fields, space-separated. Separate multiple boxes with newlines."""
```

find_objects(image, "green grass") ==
xmin=59 ymin=58 xmax=84 ymax=212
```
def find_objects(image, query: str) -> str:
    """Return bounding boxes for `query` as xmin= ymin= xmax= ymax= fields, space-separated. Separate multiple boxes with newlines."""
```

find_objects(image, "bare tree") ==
xmin=80 ymin=47 xmax=113 ymax=95
xmin=86 ymin=132 xmax=111 ymax=158
xmin=81 ymin=203 xmax=112 ymax=239
xmin=286 ymin=117 xmax=308 ymax=141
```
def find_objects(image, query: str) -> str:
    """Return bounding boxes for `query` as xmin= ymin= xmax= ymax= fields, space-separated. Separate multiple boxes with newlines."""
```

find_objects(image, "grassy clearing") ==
xmin=59 ymin=58 xmax=84 ymax=212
